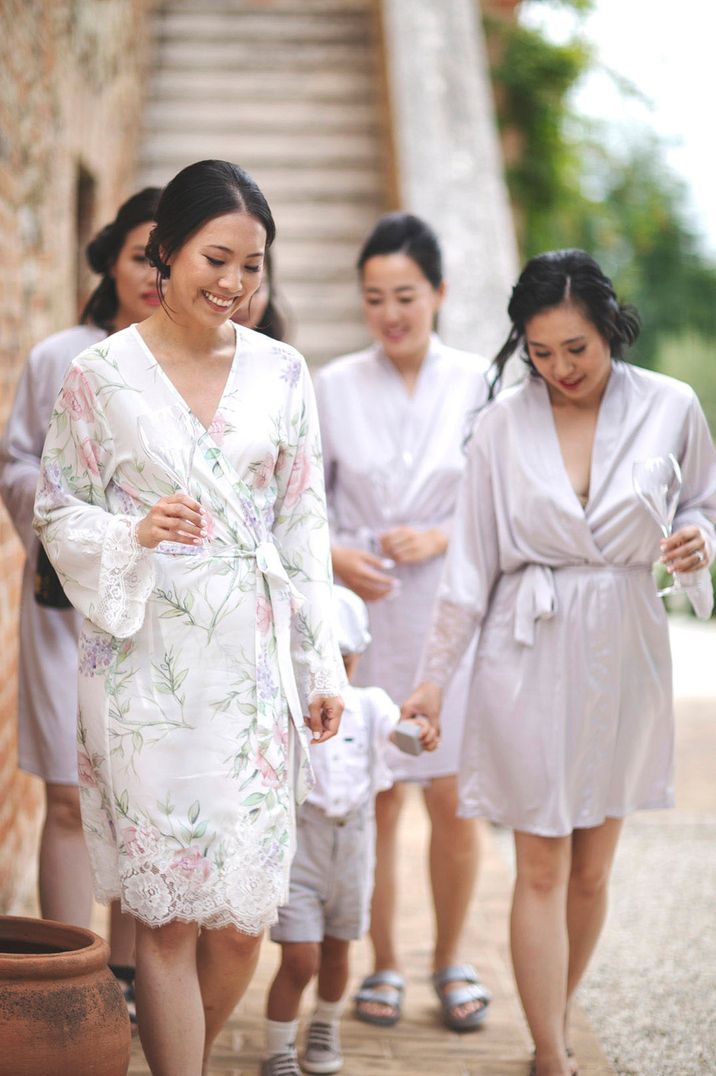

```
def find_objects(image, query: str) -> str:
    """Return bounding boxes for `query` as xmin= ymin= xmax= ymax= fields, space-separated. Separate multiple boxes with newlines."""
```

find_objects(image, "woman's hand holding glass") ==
xmin=136 ymin=494 xmax=207 ymax=549
xmin=660 ymin=525 xmax=708 ymax=574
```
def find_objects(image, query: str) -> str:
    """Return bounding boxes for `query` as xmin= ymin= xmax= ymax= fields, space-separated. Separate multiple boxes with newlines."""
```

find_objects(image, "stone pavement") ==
xmin=115 ymin=616 xmax=715 ymax=1073
xmin=125 ymin=812 xmax=613 ymax=1075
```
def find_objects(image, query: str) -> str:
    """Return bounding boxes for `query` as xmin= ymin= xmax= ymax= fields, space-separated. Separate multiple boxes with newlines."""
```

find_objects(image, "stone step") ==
xmin=138 ymin=0 xmax=385 ymax=366
xmin=165 ymin=0 xmax=372 ymax=15
xmin=293 ymin=323 xmax=368 ymax=366
xmin=138 ymin=163 xmax=384 ymax=203
xmin=143 ymin=98 xmax=378 ymax=134
xmin=270 ymin=239 xmax=365 ymax=274
xmin=145 ymin=68 xmax=377 ymax=102
xmin=139 ymin=131 xmax=381 ymax=169
xmin=155 ymin=11 xmax=371 ymax=45
xmin=151 ymin=39 xmax=373 ymax=72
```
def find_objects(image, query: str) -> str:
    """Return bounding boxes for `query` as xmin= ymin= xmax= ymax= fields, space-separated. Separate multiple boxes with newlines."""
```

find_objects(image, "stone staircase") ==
xmin=137 ymin=0 xmax=390 ymax=364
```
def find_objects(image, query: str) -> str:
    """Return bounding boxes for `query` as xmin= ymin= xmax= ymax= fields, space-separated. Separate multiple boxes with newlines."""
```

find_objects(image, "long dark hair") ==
xmin=357 ymin=212 xmax=443 ymax=288
xmin=146 ymin=160 xmax=275 ymax=287
xmin=489 ymin=249 xmax=641 ymax=398
xmin=80 ymin=187 xmax=162 ymax=330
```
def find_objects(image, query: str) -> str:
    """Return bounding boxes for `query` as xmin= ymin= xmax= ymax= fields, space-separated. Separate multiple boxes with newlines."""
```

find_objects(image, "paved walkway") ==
xmin=124 ymin=794 xmax=613 ymax=1074
xmin=96 ymin=616 xmax=715 ymax=1073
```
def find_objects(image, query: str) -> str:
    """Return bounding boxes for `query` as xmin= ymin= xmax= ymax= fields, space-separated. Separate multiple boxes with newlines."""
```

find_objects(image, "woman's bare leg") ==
xmin=134 ymin=919 xmax=203 ymax=1076
xmin=109 ymin=900 xmax=136 ymax=965
xmin=39 ymin=783 xmax=92 ymax=925
xmin=198 ymin=925 xmax=262 ymax=1072
xmin=422 ymin=775 xmax=481 ymax=1018
xmin=565 ymin=818 xmax=623 ymax=1026
xmin=511 ymin=831 xmax=572 ymax=1076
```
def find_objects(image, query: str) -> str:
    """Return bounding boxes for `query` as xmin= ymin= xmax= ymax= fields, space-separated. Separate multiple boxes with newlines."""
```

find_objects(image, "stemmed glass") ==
xmin=632 ymin=454 xmax=683 ymax=597
xmin=137 ymin=407 xmax=198 ymax=494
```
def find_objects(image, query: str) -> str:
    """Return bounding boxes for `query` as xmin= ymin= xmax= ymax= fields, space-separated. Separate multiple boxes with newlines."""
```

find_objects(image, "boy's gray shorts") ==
xmin=270 ymin=800 xmax=375 ymax=943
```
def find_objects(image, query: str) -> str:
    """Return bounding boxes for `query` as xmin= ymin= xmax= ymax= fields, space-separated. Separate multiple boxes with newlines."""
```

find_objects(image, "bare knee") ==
xmin=279 ymin=942 xmax=321 ymax=988
xmin=210 ymin=926 xmax=262 ymax=960
xmin=515 ymin=835 xmax=570 ymax=898
xmin=321 ymin=936 xmax=349 ymax=974
xmin=569 ymin=861 xmax=612 ymax=902
xmin=45 ymin=783 xmax=83 ymax=832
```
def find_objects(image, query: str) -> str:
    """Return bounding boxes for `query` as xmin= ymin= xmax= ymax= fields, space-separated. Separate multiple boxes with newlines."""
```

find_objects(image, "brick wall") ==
xmin=0 ymin=0 xmax=151 ymax=911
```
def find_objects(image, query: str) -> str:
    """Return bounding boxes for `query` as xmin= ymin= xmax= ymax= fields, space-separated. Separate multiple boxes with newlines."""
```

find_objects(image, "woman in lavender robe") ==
xmin=314 ymin=213 xmax=492 ymax=1031
xmin=404 ymin=250 xmax=716 ymax=1076
xmin=0 ymin=188 xmax=161 ymax=1001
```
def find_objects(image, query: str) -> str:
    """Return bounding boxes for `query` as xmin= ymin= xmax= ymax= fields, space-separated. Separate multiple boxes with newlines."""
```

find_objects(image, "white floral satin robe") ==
xmin=34 ymin=324 xmax=343 ymax=932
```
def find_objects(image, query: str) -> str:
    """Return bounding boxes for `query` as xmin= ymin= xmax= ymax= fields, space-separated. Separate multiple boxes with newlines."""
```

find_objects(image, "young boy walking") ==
xmin=261 ymin=586 xmax=437 ymax=1075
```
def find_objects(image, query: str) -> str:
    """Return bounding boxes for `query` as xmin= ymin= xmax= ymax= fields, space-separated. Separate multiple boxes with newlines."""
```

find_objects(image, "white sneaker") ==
xmin=302 ymin=1021 xmax=343 ymax=1075
xmin=260 ymin=1051 xmax=301 ymax=1076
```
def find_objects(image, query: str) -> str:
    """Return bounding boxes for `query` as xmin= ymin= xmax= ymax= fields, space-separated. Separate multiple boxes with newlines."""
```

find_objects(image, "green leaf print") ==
xmin=188 ymin=800 xmax=201 ymax=824
xmin=242 ymin=793 xmax=265 ymax=807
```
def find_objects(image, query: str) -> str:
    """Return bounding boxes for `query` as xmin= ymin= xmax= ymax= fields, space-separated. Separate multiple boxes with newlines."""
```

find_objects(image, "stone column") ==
xmin=381 ymin=0 xmax=519 ymax=359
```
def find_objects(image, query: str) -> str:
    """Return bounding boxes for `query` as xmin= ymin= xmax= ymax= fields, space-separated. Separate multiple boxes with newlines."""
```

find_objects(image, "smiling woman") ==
xmin=403 ymin=248 xmax=716 ymax=1076
xmin=32 ymin=159 xmax=345 ymax=1076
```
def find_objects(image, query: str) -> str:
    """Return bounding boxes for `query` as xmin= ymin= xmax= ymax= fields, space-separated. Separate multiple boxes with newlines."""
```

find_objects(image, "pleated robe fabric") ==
xmin=427 ymin=362 xmax=716 ymax=835
xmin=34 ymin=323 xmax=343 ymax=932
xmin=314 ymin=336 xmax=489 ymax=781
xmin=0 ymin=324 xmax=105 ymax=782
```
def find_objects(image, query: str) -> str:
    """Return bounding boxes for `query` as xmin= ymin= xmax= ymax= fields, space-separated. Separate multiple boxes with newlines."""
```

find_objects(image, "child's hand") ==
xmin=411 ymin=715 xmax=439 ymax=752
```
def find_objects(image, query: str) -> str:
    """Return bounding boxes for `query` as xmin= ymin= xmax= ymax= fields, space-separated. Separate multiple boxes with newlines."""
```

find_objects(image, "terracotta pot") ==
xmin=0 ymin=916 xmax=131 ymax=1076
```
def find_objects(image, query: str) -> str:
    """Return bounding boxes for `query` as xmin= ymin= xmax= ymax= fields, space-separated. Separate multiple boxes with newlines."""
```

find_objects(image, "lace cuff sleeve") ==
xmin=306 ymin=662 xmax=348 ymax=704
xmin=93 ymin=516 xmax=155 ymax=637
xmin=418 ymin=599 xmax=479 ymax=690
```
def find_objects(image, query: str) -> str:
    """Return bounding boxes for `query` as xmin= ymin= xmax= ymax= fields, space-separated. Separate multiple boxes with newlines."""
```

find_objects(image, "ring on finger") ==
xmin=694 ymin=549 xmax=705 ymax=564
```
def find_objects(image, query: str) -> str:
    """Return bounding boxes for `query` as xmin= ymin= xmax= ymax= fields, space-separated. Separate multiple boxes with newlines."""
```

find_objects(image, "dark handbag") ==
xmin=34 ymin=543 xmax=72 ymax=609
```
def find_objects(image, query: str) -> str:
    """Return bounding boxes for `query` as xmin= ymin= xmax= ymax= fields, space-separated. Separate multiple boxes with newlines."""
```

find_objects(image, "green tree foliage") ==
xmin=484 ymin=1 xmax=716 ymax=374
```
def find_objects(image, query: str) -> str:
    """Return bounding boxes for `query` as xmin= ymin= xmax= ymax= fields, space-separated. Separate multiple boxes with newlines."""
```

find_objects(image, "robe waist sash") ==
xmin=157 ymin=538 xmax=311 ymax=800
xmin=513 ymin=562 xmax=652 ymax=647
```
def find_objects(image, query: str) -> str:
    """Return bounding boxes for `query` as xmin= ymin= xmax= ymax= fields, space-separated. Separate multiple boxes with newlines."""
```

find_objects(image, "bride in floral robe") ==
xmin=34 ymin=159 xmax=344 ymax=1074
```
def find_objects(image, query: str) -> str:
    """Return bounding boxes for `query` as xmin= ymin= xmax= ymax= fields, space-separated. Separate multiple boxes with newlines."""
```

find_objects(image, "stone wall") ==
xmin=381 ymin=0 xmax=519 ymax=359
xmin=0 ymin=0 xmax=151 ymax=911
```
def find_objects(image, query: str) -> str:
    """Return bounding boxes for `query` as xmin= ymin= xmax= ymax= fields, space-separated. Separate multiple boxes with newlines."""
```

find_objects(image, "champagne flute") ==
xmin=632 ymin=454 xmax=683 ymax=597
xmin=137 ymin=407 xmax=197 ymax=493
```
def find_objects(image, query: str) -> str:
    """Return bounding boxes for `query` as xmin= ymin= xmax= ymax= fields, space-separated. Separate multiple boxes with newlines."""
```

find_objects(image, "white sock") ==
xmin=265 ymin=1017 xmax=299 ymax=1058
xmin=313 ymin=996 xmax=345 ymax=1026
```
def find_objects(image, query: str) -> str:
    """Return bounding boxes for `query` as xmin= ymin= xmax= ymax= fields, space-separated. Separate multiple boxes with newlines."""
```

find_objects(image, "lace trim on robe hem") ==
xmin=419 ymin=599 xmax=479 ymax=689
xmin=90 ymin=890 xmax=278 ymax=935
xmin=94 ymin=515 xmax=155 ymax=636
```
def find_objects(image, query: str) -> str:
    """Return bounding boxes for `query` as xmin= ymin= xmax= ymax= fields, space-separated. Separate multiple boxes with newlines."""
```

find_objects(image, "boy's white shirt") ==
xmin=306 ymin=683 xmax=399 ymax=817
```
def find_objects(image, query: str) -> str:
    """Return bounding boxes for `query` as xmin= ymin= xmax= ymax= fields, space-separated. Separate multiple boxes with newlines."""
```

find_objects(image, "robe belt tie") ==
xmin=513 ymin=563 xmax=652 ymax=647
xmin=166 ymin=538 xmax=311 ymax=793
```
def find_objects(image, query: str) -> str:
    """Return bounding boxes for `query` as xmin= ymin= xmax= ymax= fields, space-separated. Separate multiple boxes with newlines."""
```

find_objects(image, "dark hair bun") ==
xmin=80 ymin=186 xmax=162 ymax=330
xmin=85 ymin=223 xmax=116 ymax=275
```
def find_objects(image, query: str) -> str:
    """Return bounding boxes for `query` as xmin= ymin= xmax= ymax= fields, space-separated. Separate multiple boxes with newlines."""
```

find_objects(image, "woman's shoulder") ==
xmin=236 ymin=325 xmax=308 ymax=378
xmin=312 ymin=345 xmax=376 ymax=387
xmin=28 ymin=324 xmax=106 ymax=372
xmin=622 ymin=361 xmax=697 ymax=406
xmin=437 ymin=340 xmax=490 ymax=376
